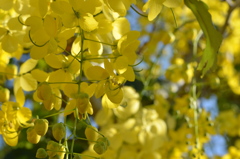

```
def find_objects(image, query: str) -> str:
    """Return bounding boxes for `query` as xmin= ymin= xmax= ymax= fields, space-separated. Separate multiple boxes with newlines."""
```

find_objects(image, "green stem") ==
xmin=64 ymin=117 xmax=69 ymax=159
xmin=130 ymin=5 xmax=148 ymax=17
xmin=84 ymin=37 xmax=116 ymax=46
xmin=190 ymin=30 xmax=203 ymax=153
xmin=58 ymin=45 xmax=81 ymax=63
xmin=53 ymin=94 xmax=68 ymax=104
xmin=170 ymin=8 xmax=178 ymax=28
xmin=140 ymin=46 xmax=165 ymax=98
xmin=82 ymin=55 xmax=118 ymax=61
xmin=191 ymin=79 xmax=199 ymax=148
xmin=70 ymin=109 xmax=78 ymax=159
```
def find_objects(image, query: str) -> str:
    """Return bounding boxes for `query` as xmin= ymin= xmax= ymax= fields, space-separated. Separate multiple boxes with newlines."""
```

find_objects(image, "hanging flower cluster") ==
xmin=2 ymin=0 xmax=237 ymax=158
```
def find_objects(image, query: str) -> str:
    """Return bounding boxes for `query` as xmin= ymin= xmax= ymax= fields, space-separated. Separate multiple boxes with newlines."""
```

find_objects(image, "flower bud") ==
xmin=57 ymin=144 xmax=66 ymax=159
xmin=0 ymin=86 xmax=10 ymax=102
xmin=27 ymin=127 xmax=41 ymax=144
xmin=75 ymin=93 xmax=90 ymax=114
xmin=52 ymin=123 xmax=66 ymax=141
xmin=5 ymin=64 xmax=17 ymax=80
xmin=93 ymin=142 xmax=106 ymax=155
xmin=36 ymin=148 xmax=48 ymax=158
xmin=93 ymin=137 xmax=109 ymax=155
xmin=37 ymin=83 xmax=54 ymax=110
xmin=47 ymin=141 xmax=65 ymax=159
xmin=37 ymin=83 xmax=52 ymax=101
xmin=34 ymin=119 xmax=49 ymax=136
xmin=97 ymin=137 xmax=110 ymax=147
xmin=85 ymin=125 xmax=98 ymax=142
xmin=47 ymin=141 xmax=59 ymax=157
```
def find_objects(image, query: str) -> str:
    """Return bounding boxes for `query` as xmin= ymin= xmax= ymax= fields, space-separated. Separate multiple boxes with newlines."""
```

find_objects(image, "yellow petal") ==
xmin=163 ymin=0 xmax=183 ymax=8
xmin=3 ymin=131 xmax=18 ymax=147
xmin=122 ymin=67 xmax=135 ymax=82
xmin=118 ymin=31 xmax=140 ymax=53
xmin=15 ymin=87 xmax=25 ymax=107
xmin=44 ymin=54 xmax=63 ymax=69
xmin=106 ymin=88 xmax=123 ymax=104
xmin=48 ymin=38 xmax=58 ymax=53
xmin=112 ymin=17 xmax=130 ymax=40
xmin=1 ymin=34 xmax=18 ymax=53
xmin=0 ymin=27 xmax=8 ymax=37
xmin=114 ymin=56 xmax=129 ymax=74
xmin=33 ymin=90 xmax=42 ymax=102
xmin=13 ymin=77 xmax=21 ymax=96
xmin=42 ymin=97 xmax=54 ymax=111
xmin=19 ymin=58 xmax=38 ymax=74
xmin=102 ymin=94 xmax=119 ymax=108
xmin=70 ymin=0 xmax=101 ymax=14
xmin=85 ymin=33 xmax=103 ymax=55
xmin=143 ymin=0 xmax=165 ymax=21
xmin=85 ymin=83 xmax=97 ymax=97
xmin=30 ymin=44 xmax=48 ymax=60
xmin=7 ymin=17 xmax=23 ymax=30
xmin=95 ymin=108 xmax=113 ymax=126
xmin=17 ymin=107 xmax=32 ymax=123
xmin=50 ymin=0 xmax=72 ymax=15
xmin=64 ymin=100 xmax=76 ymax=116
xmin=31 ymin=69 xmax=49 ymax=82
xmin=5 ymin=64 xmax=17 ymax=80
xmin=80 ymin=14 xmax=98 ymax=32
xmin=85 ymin=66 xmax=109 ymax=81
xmin=31 ymin=27 xmax=50 ymax=45
xmin=38 ymin=0 xmax=49 ymax=17
xmin=104 ymin=59 xmax=115 ymax=76
xmin=44 ymin=15 xmax=58 ymax=37
xmin=62 ymin=13 xmax=77 ymax=28
xmin=0 ymin=0 xmax=13 ymax=10
xmin=97 ymin=18 xmax=113 ymax=35
xmin=58 ymin=28 xmax=76 ymax=40
xmin=37 ymin=83 xmax=52 ymax=100
xmin=71 ymin=36 xmax=81 ymax=56
xmin=20 ymin=73 xmax=38 ymax=91
xmin=48 ymin=70 xmax=73 ymax=89
xmin=66 ymin=56 xmax=80 ymax=75
xmin=63 ymin=84 xmax=78 ymax=97
xmin=95 ymin=80 xmax=106 ymax=98
xmin=53 ymin=88 xmax=62 ymax=110
xmin=25 ymin=16 xmax=43 ymax=33
xmin=80 ymin=82 xmax=88 ymax=92
xmin=104 ymin=0 xmax=126 ymax=16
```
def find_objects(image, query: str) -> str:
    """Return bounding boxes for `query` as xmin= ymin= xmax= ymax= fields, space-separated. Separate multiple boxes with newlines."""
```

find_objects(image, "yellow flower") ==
xmin=143 ymin=0 xmax=183 ymax=21
xmin=53 ymin=0 xmax=101 ymax=31
xmin=143 ymin=0 xmax=165 ymax=21
xmin=35 ymin=82 xmax=62 ymax=111
xmin=114 ymin=31 xmax=140 ymax=82
xmin=102 ymin=0 xmax=136 ymax=17
xmin=0 ymin=101 xmax=32 ymax=146
xmin=63 ymin=82 xmax=96 ymax=118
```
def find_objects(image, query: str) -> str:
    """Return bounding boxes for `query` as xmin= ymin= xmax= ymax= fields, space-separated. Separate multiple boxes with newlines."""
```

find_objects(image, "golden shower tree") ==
xmin=0 ymin=0 xmax=240 ymax=159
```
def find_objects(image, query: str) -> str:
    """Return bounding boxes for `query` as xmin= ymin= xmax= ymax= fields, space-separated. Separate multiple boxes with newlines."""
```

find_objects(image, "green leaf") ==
xmin=184 ymin=0 xmax=222 ymax=77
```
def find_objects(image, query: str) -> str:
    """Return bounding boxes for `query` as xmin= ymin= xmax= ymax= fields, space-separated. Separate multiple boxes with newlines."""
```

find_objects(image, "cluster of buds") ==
xmin=52 ymin=122 xmax=66 ymax=141
xmin=27 ymin=119 xmax=49 ymax=144
xmin=36 ymin=141 xmax=66 ymax=159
